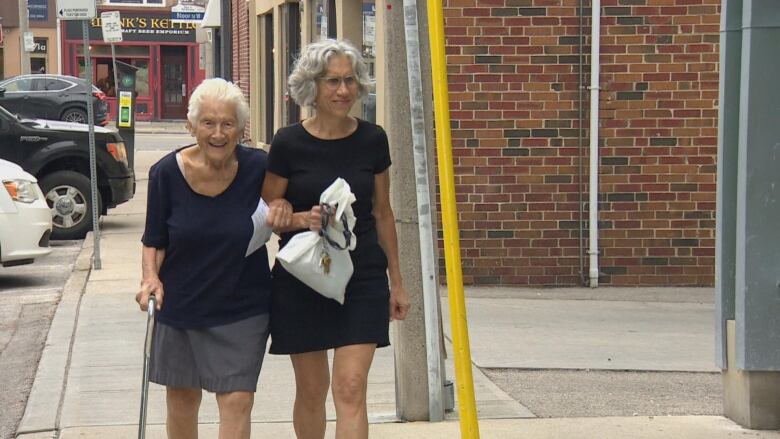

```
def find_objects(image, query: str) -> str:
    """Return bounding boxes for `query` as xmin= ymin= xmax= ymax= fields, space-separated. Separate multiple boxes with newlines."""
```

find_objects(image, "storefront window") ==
xmin=29 ymin=38 xmax=49 ymax=74
xmin=362 ymin=0 xmax=376 ymax=123
xmin=311 ymin=0 xmax=336 ymax=41
xmin=282 ymin=3 xmax=301 ymax=125
xmin=31 ymin=58 xmax=47 ymax=74
xmin=77 ymin=60 xmax=86 ymax=79
xmin=133 ymin=60 xmax=150 ymax=97
xmin=77 ymin=43 xmax=151 ymax=98
xmin=95 ymin=62 xmax=114 ymax=96
xmin=79 ymin=55 xmax=150 ymax=97
xmin=263 ymin=14 xmax=274 ymax=144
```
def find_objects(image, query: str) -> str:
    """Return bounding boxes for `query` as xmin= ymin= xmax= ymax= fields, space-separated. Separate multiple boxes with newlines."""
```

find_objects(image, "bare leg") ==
xmin=216 ymin=391 xmax=254 ymax=439
xmin=290 ymin=350 xmax=330 ymax=439
xmin=166 ymin=387 xmax=202 ymax=439
xmin=331 ymin=344 xmax=376 ymax=439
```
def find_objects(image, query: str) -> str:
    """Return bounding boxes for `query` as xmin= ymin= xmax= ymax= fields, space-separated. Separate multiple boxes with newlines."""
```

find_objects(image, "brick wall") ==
xmin=443 ymin=0 xmax=720 ymax=286
xmin=232 ymin=0 xmax=252 ymax=134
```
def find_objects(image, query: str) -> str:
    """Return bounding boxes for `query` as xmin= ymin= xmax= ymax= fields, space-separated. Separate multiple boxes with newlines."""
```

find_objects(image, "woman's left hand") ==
xmin=389 ymin=284 xmax=411 ymax=321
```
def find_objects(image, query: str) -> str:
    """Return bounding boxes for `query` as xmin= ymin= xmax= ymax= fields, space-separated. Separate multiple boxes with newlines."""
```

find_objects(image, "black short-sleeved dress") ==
xmin=267 ymin=119 xmax=391 ymax=354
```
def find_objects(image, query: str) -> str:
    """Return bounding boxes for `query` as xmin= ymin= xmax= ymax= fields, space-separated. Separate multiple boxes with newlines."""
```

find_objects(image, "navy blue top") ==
xmin=142 ymin=145 xmax=271 ymax=329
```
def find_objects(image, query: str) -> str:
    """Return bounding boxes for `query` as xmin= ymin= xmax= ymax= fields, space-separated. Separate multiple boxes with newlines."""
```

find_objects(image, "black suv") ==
xmin=0 ymin=105 xmax=134 ymax=239
xmin=0 ymin=74 xmax=109 ymax=126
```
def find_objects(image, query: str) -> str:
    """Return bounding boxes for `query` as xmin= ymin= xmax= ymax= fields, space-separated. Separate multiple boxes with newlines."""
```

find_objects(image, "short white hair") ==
xmin=187 ymin=78 xmax=250 ymax=129
xmin=288 ymin=39 xmax=371 ymax=109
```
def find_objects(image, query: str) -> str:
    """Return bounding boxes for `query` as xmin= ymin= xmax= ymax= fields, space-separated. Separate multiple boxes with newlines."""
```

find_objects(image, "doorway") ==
xmin=161 ymin=46 xmax=187 ymax=119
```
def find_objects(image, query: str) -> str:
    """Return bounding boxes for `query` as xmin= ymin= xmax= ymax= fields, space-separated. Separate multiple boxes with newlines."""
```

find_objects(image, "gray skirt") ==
xmin=149 ymin=313 xmax=270 ymax=393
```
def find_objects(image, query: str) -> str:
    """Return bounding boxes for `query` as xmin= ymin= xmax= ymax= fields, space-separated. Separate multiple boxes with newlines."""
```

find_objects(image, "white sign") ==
xmin=56 ymin=0 xmax=96 ymax=20
xmin=101 ymin=11 xmax=123 ymax=43
xmin=23 ymin=32 xmax=35 ymax=52
xmin=171 ymin=3 xmax=206 ymax=24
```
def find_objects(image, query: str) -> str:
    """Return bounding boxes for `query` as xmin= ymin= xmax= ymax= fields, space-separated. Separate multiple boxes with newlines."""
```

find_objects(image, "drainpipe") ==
xmin=588 ymin=0 xmax=601 ymax=288
xmin=577 ymin=0 xmax=586 ymax=285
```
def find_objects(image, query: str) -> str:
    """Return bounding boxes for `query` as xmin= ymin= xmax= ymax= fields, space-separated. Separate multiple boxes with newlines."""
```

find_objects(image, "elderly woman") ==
xmin=136 ymin=78 xmax=290 ymax=439
xmin=262 ymin=39 xmax=411 ymax=439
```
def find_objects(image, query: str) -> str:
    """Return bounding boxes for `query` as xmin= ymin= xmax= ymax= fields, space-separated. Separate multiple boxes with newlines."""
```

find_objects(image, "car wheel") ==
xmin=39 ymin=171 xmax=101 ymax=240
xmin=61 ymin=108 xmax=88 ymax=124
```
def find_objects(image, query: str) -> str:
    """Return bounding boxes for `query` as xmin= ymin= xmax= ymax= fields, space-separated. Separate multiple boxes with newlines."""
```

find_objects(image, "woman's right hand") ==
xmin=136 ymin=276 xmax=164 ymax=311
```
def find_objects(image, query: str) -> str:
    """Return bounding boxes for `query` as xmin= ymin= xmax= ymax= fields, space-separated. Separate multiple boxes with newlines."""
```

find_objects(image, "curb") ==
xmin=16 ymin=240 xmax=93 ymax=438
xmin=132 ymin=129 xmax=189 ymax=135
xmin=105 ymin=123 xmax=189 ymax=136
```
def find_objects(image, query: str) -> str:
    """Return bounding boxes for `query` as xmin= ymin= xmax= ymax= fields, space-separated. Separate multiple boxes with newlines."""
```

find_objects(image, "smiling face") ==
xmin=314 ymin=54 xmax=359 ymax=118
xmin=187 ymin=97 xmax=243 ymax=163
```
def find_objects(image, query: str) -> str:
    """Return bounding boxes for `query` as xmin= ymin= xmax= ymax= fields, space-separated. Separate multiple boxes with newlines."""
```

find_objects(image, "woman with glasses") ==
xmin=262 ymin=39 xmax=410 ymax=439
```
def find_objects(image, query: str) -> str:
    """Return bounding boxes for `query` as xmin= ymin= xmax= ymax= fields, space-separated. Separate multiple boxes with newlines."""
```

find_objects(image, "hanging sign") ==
xmin=56 ymin=0 xmax=96 ymax=20
xmin=171 ymin=3 xmax=206 ymax=24
xmin=23 ymin=32 xmax=36 ymax=52
xmin=101 ymin=11 xmax=123 ymax=43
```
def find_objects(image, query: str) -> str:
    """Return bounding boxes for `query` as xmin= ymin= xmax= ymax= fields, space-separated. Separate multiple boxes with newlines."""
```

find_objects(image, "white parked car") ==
xmin=0 ymin=158 xmax=52 ymax=267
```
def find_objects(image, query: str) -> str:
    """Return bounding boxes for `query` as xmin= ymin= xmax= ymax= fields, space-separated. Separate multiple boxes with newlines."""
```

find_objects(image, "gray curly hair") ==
xmin=287 ymin=39 xmax=371 ymax=109
xmin=187 ymin=78 xmax=250 ymax=129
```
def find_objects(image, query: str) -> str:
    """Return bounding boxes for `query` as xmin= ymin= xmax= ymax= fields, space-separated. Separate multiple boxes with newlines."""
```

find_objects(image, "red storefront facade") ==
xmin=61 ymin=9 xmax=205 ymax=121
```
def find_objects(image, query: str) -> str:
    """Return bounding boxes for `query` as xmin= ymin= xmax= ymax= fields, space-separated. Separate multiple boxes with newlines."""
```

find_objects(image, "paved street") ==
xmin=0 ymin=241 xmax=81 ymax=439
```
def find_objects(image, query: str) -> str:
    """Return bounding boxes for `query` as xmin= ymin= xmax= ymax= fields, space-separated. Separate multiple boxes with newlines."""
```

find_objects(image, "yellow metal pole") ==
xmin=425 ymin=0 xmax=480 ymax=436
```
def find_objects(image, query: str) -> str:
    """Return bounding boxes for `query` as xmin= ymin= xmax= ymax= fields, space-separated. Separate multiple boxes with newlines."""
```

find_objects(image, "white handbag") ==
xmin=276 ymin=178 xmax=357 ymax=304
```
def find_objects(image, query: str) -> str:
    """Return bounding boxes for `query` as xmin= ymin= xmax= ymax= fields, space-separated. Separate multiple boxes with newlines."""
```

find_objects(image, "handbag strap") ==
xmin=320 ymin=204 xmax=352 ymax=250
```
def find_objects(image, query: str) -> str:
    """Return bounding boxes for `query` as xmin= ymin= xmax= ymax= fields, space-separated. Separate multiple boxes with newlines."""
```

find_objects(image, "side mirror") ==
xmin=0 ymin=87 xmax=5 ymax=96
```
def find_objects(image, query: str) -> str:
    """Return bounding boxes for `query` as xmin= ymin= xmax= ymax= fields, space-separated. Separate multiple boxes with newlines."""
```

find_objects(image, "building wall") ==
xmin=232 ymin=0 xmax=253 ymax=135
xmin=0 ymin=0 xmax=59 ymax=78
xmin=2 ymin=29 xmax=60 ymax=78
xmin=443 ymin=0 xmax=720 ymax=286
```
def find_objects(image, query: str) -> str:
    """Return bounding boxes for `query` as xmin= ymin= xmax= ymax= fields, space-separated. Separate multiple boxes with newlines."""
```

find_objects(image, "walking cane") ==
xmin=138 ymin=295 xmax=156 ymax=439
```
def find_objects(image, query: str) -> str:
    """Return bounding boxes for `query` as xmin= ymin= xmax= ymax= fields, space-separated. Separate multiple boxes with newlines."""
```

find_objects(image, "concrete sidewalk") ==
xmin=15 ymin=150 xmax=780 ymax=438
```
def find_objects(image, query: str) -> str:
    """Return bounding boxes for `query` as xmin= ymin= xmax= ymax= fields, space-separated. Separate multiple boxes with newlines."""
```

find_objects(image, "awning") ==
xmin=200 ymin=0 xmax=221 ymax=28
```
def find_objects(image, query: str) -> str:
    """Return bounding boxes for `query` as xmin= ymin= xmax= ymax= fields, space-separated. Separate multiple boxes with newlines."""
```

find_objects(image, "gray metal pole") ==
xmin=82 ymin=20 xmax=101 ymax=270
xmin=219 ymin=0 xmax=232 ymax=79
xmin=18 ymin=0 xmax=31 ymax=74
xmin=111 ymin=44 xmax=119 ymax=100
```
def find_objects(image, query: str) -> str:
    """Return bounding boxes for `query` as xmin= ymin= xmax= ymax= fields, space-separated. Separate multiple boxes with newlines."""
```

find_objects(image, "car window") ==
xmin=29 ymin=78 xmax=46 ymax=91
xmin=44 ymin=79 xmax=70 ymax=91
xmin=2 ymin=78 xmax=33 ymax=92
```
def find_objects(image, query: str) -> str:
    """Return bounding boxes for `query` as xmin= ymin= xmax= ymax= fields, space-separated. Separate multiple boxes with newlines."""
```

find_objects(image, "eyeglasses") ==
xmin=320 ymin=76 xmax=358 ymax=90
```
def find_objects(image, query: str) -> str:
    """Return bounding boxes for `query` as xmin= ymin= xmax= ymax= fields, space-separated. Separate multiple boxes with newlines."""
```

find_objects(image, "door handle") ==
xmin=181 ymin=83 xmax=186 ymax=97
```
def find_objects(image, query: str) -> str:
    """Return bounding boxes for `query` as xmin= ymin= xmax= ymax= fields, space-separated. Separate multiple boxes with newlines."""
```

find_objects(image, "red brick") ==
xmin=439 ymin=0 xmax=718 ymax=287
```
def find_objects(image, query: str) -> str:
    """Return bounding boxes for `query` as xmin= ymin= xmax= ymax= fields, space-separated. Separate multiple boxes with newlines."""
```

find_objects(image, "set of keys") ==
xmin=320 ymin=249 xmax=332 ymax=274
